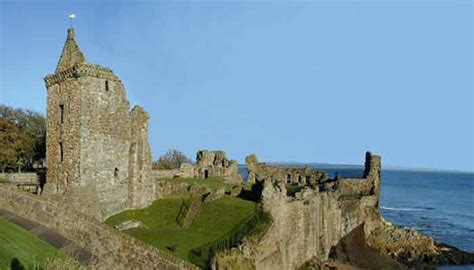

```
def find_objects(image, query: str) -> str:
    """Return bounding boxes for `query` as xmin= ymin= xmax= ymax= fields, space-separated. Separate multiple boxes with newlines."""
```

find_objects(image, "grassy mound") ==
xmin=0 ymin=217 xmax=79 ymax=269
xmin=105 ymin=196 xmax=257 ymax=262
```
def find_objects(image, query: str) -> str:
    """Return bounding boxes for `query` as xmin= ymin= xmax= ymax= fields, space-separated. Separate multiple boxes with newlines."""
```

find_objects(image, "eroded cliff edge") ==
xmin=213 ymin=152 xmax=474 ymax=270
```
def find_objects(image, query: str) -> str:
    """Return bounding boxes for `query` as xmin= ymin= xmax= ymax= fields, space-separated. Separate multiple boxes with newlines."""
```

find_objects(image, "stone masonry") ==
xmin=180 ymin=150 xmax=243 ymax=183
xmin=43 ymin=28 xmax=154 ymax=220
xmin=240 ymin=152 xmax=382 ymax=269
xmin=246 ymin=154 xmax=328 ymax=185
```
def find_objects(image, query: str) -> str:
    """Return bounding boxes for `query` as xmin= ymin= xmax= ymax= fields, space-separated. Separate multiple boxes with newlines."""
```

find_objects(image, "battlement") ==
xmin=45 ymin=62 xmax=121 ymax=87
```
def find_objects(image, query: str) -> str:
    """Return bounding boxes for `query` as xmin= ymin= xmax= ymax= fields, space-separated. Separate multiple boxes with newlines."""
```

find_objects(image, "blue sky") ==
xmin=0 ymin=0 xmax=472 ymax=171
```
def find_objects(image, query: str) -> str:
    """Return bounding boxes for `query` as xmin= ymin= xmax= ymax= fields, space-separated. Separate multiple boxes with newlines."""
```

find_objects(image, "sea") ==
xmin=239 ymin=165 xmax=474 ymax=269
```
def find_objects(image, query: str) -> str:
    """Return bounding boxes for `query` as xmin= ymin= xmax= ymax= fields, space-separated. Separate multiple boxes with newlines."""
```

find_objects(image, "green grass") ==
xmin=160 ymin=177 xmax=240 ymax=192
xmin=286 ymin=183 xmax=304 ymax=196
xmin=0 ymin=217 xmax=79 ymax=269
xmin=105 ymin=196 xmax=257 ymax=262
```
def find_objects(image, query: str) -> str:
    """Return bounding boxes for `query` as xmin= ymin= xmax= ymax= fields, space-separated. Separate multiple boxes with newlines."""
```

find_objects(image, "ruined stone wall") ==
xmin=0 ymin=184 xmax=198 ymax=270
xmin=180 ymin=150 xmax=242 ymax=183
xmin=243 ymin=152 xmax=382 ymax=270
xmin=128 ymin=106 xmax=155 ymax=209
xmin=155 ymin=181 xmax=196 ymax=199
xmin=246 ymin=154 xmax=327 ymax=185
xmin=364 ymin=152 xmax=381 ymax=207
xmin=0 ymin=173 xmax=38 ymax=184
xmin=152 ymin=169 xmax=182 ymax=179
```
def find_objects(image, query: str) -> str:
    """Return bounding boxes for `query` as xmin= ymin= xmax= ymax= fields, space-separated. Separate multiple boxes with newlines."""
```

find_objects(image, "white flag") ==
xmin=69 ymin=14 xmax=76 ymax=19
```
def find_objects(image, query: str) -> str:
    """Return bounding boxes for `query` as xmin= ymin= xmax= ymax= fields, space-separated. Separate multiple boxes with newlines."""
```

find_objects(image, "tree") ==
xmin=153 ymin=149 xmax=192 ymax=170
xmin=0 ymin=105 xmax=46 ymax=172
xmin=0 ymin=117 xmax=20 ymax=172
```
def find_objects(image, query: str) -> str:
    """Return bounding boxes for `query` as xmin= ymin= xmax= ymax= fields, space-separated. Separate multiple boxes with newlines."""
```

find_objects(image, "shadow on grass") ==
xmin=237 ymin=181 xmax=263 ymax=202
xmin=10 ymin=258 xmax=25 ymax=270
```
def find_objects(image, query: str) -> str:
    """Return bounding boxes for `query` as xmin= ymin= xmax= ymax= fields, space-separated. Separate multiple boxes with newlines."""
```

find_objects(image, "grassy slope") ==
xmin=0 ymin=217 xmax=76 ymax=269
xmin=105 ymin=196 xmax=256 ymax=261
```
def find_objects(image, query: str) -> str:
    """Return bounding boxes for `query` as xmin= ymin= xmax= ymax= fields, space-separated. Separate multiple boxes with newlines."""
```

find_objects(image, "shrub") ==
xmin=153 ymin=149 xmax=191 ymax=170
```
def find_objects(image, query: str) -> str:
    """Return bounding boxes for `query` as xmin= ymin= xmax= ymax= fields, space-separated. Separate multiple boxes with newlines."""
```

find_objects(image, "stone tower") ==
xmin=44 ymin=28 xmax=155 ymax=220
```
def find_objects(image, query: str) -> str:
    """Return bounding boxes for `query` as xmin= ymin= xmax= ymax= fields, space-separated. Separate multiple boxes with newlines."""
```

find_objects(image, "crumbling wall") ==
xmin=128 ymin=106 xmax=155 ymax=209
xmin=178 ymin=150 xmax=243 ymax=183
xmin=242 ymin=152 xmax=382 ymax=269
xmin=195 ymin=150 xmax=242 ymax=183
xmin=246 ymin=154 xmax=328 ymax=185
xmin=152 ymin=169 xmax=181 ymax=179
xmin=0 ymin=173 xmax=38 ymax=184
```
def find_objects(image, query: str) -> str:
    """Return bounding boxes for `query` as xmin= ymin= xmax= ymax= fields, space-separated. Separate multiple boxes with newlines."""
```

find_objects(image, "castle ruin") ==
xmin=43 ymin=29 xmax=154 ymax=220
xmin=180 ymin=150 xmax=242 ymax=183
xmin=0 ymin=22 xmax=472 ymax=270
xmin=233 ymin=152 xmax=383 ymax=269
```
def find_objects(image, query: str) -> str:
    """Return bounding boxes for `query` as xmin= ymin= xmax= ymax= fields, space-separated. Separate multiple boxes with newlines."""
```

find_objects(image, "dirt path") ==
xmin=0 ymin=209 xmax=95 ymax=266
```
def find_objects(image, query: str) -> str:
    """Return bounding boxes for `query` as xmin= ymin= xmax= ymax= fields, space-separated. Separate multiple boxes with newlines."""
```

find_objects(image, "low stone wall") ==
xmin=0 ymin=184 xmax=198 ymax=270
xmin=155 ymin=180 xmax=208 ymax=199
xmin=0 ymin=173 xmax=39 ymax=184
xmin=152 ymin=169 xmax=181 ymax=179
xmin=176 ymin=195 xmax=202 ymax=229
xmin=337 ymin=178 xmax=374 ymax=197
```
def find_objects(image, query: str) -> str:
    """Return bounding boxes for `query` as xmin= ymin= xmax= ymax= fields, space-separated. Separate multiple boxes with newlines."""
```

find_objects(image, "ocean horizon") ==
xmin=262 ymin=162 xmax=473 ymax=175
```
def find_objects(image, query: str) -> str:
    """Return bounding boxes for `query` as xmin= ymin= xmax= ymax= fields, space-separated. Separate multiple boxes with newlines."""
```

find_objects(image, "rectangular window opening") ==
xmin=105 ymin=80 xmax=109 ymax=91
xmin=59 ymin=104 xmax=64 ymax=124
xmin=59 ymin=142 xmax=63 ymax=162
